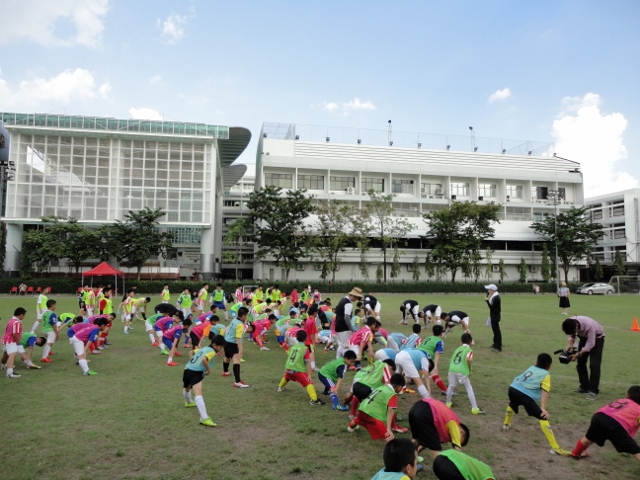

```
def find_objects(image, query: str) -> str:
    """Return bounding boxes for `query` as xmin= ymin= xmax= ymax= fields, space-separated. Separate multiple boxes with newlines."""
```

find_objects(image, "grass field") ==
xmin=1 ymin=290 xmax=639 ymax=480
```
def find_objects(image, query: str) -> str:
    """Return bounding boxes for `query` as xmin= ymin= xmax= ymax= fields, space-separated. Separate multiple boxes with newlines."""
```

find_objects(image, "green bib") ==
xmin=285 ymin=343 xmax=307 ymax=372
xmin=418 ymin=335 xmax=441 ymax=359
xmin=319 ymin=358 xmax=345 ymax=382
xmin=438 ymin=450 xmax=494 ymax=479
xmin=41 ymin=311 xmax=55 ymax=332
xmin=360 ymin=385 xmax=396 ymax=422
xmin=449 ymin=344 xmax=472 ymax=375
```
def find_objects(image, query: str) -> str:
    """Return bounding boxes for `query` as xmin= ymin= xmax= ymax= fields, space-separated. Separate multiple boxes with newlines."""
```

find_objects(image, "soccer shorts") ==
xmin=284 ymin=370 xmax=312 ymax=387
xmin=37 ymin=311 xmax=44 ymax=320
xmin=508 ymin=387 xmax=544 ymax=419
xmin=409 ymin=399 xmax=443 ymax=451
xmin=180 ymin=308 xmax=191 ymax=319
xmin=183 ymin=369 xmax=205 ymax=388
xmin=318 ymin=373 xmax=336 ymax=391
xmin=335 ymin=331 xmax=352 ymax=348
xmin=2 ymin=342 xmax=18 ymax=355
xmin=162 ymin=337 xmax=174 ymax=350
xmin=87 ymin=307 xmax=94 ymax=316
xmin=145 ymin=320 xmax=155 ymax=332
xmin=197 ymin=303 xmax=204 ymax=311
xmin=347 ymin=345 xmax=361 ymax=358
xmin=433 ymin=455 xmax=466 ymax=480
xmin=374 ymin=349 xmax=392 ymax=362
xmin=45 ymin=331 xmax=56 ymax=343
xmin=70 ymin=336 xmax=86 ymax=356
xmin=448 ymin=372 xmax=472 ymax=389
xmin=395 ymin=350 xmax=426 ymax=378
xmin=586 ymin=412 xmax=640 ymax=454
xmin=352 ymin=382 xmax=373 ymax=402
xmin=285 ymin=336 xmax=299 ymax=347
xmin=355 ymin=411 xmax=388 ymax=440
xmin=426 ymin=306 xmax=442 ymax=318
xmin=224 ymin=342 xmax=240 ymax=359
xmin=213 ymin=301 xmax=225 ymax=310
xmin=124 ymin=313 xmax=132 ymax=321
xmin=190 ymin=331 xmax=201 ymax=348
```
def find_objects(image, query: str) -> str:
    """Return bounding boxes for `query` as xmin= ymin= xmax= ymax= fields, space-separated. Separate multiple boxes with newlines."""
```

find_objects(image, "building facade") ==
xmin=254 ymin=122 xmax=585 ymax=282
xmin=0 ymin=112 xmax=250 ymax=278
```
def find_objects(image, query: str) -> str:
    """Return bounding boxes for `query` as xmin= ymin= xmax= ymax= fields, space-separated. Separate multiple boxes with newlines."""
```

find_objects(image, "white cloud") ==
xmin=150 ymin=75 xmax=162 ymax=85
xmin=129 ymin=107 xmax=163 ymax=121
xmin=552 ymin=93 xmax=636 ymax=196
xmin=0 ymin=69 xmax=111 ymax=108
xmin=158 ymin=10 xmax=194 ymax=44
xmin=0 ymin=0 xmax=109 ymax=48
xmin=322 ymin=97 xmax=376 ymax=116
xmin=488 ymin=88 xmax=511 ymax=103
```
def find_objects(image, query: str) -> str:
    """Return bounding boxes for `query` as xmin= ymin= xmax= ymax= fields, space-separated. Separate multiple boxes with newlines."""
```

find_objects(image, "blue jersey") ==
xmin=401 ymin=333 xmax=421 ymax=350
xmin=185 ymin=346 xmax=216 ymax=372
xmin=380 ymin=348 xmax=398 ymax=361
xmin=510 ymin=365 xmax=550 ymax=402
xmin=407 ymin=348 xmax=430 ymax=370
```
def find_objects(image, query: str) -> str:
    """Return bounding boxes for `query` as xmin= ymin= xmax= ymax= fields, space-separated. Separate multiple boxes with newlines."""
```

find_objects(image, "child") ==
xmin=196 ymin=283 xmax=210 ymax=312
xmin=67 ymin=318 xmax=109 ymax=376
xmin=348 ymin=373 xmax=406 ymax=441
xmin=247 ymin=316 xmax=274 ymax=351
xmin=503 ymin=353 xmax=570 ymax=456
xmin=446 ymin=333 xmax=484 ymax=415
xmin=401 ymin=324 xmax=422 ymax=351
xmin=211 ymin=284 xmax=228 ymax=320
xmin=387 ymin=331 xmax=407 ymax=352
xmin=418 ymin=304 xmax=442 ymax=327
xmin=223 ymin=307 xmax=249 ymax=387
xmin=182 ymin=334 xmax=226 ymax=427
xmin=161 ymin=284 xmax=171 ymax=304
xmin=164 ymin=319 xmax=192 ymax=367
xmin=318 ymin=350 xmax=357 ymax=410
xmin=347 ymin=317 xmax=379 ymax=369
xmin=145 ymin=310 xmax=164 ymax=346
xmin=432 ymin=450 xmax=494 ymax=480
xmin=571 ymin=384 xmax=640 ymax=461
xmin=371 ymin=438 xmax=419 ymax=480
xmin=156 ymin=312 xmax=177 ymax=354
xmin=345 ymin=358 xmax=396 ymax=421
xmin=2 ymin=308 xmax=27 ymax=378
xmin=40 ymin=299 xmax=59 ymax=363
xmin=121 ymin=290 xmax=135 ymax=334
xmin=417 ymin=325 xmax=447 ymax=394
xmin=1 ymin=329 xmax=45 ymax=372
xmin=177 ymin=288 xmax=193 ymax=320
xmin=350 ymin=308 xmax=362 ymax=331
xmin=277 ymin=330 xmax=326 ymax=406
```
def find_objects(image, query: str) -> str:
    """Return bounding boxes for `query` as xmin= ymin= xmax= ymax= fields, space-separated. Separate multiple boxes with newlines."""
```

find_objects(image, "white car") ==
xmin=576 ymin=282 xmax=615 ymax=295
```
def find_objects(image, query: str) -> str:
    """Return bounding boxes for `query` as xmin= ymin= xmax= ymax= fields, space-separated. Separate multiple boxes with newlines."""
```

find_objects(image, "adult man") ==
xmin=485 ymin=284 xmax=502 ymax=352
xmin=399 ymin=300 xmax=420 ymax=325
xmin=363 ymin=293 xmax=382 ymax=321
xmin=562 ymin=316 xmax=605 ymax=400
xmin=440 ymin=310 xmax=470 ymax=335
xmin=334 ymin=287 xmax=363 ymax=358
xmin=418 ymin=304 xmax=442 ymax=326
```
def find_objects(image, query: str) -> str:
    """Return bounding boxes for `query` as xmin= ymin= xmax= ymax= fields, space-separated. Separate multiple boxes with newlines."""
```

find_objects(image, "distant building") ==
xmin=254 ymin=122 xmax=585 ymax=282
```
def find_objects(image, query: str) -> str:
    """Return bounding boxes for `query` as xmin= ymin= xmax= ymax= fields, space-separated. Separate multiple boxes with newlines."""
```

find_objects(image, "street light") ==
xmin=547 ymin=190 xmax=561 ymax=291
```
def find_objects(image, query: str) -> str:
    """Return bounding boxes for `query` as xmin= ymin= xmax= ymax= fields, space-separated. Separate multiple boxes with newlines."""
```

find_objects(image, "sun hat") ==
xmin=348 ymin=287 xmax=363 ymax=299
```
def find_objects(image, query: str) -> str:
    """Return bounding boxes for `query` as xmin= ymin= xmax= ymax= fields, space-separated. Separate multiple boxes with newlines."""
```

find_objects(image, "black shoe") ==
xmin=574 ymin=388 xmax=589 ymax=394
xmin=321 ymin=390 xmax=330 ymax=396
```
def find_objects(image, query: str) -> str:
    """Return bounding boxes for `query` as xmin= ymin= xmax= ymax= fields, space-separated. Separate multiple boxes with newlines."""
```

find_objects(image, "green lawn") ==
xmin=1 ymin=291 xmax=639 ymax=480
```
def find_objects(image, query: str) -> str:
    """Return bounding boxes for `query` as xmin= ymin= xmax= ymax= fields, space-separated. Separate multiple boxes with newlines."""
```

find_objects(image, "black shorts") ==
xmin=79 ymin=301 xmax=86 ymax=309
xmin=190 ymin=331 xmax=201 ymax=348
xmin=224 ymin=342 xmax=239 ymax=359
xmin=433 ymin=455 xmax=465 ymax=480
xmin=353 ymin=382 xmax=372 ymax=402
xmin=409 ymin=400 xmax=442 ymax=451
xmin=508 ymin=387 xmax=544 ymax=419
xmin=586 ymin=412 xmax=640 ymax=454
xmin=182 ymin=369 xmax=205 ymax=388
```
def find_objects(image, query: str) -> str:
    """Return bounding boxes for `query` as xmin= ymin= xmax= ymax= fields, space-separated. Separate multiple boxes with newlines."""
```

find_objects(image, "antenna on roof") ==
xmin=388 ymin=120 xmax=392 ymax=146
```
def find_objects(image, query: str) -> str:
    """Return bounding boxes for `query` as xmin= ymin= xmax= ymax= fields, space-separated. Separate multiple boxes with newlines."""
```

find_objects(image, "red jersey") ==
xmin=286 ymin=327 xmax=303 ymax=339
xmin=190 ymin=320 xmax=211 ymax=340
xmin=423 ymin=398 xmax=462 ymax=443
xmin=72 ymin=323 xmax=100 ymax=343
xmin=163 ymin=324 xmax=185 ymax=340
xmin=252 ymin=319 xmax=272 ymax=339
xmin=349 ymin=326 xmax=373 ymax=346
xmin=290 ymin=290 xmax=299 ymax=304
xmin=304 ymin=316 xmax=318 ymax=345
xmin=2 ymin=317 xmax=22 ymax=345
xmin=598 ymin=398 xmax=640 ymax=437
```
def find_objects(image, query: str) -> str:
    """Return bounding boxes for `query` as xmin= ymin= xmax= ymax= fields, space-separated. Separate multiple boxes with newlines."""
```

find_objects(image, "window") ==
xmin=613 ymin=229 xmax=625 ymax=239
xmin=612 ymin=205 xmax=625 ymax=217
xmin=506 ymin=185 xmax=523 ymax=199
xmin=591 ymin=209 xmax=603 ymax=220
xmin=297 ymin=174 xmax=325 ymax=190
xmin=330 ymin=176 xmax=355 ymax=191
xmin=558 ymin=187 xmax=566 ymax=200
xmin=223 ymin=200 xmax=241 ymax=207
xmin=392 ymin=179 xmax=414 ymax=194
xmin=535 ymin=186 xmax=548 ymax=200
xmin=450 ymin=182 xmax=469 ymax=196
xmin=362 ymin=178 xmax=384 ymax=192
xmin=421 ymin=183 xmax=442 ymax=196
xmin=265 ymin=173 xmax=292 ymax=188
xmin=478 ymin=184 xmax=497 ymax=198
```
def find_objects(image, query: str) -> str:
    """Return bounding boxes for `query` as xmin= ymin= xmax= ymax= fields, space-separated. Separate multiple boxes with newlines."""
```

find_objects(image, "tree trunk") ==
xmin=137 ymin=266 xmax=142 ymax=281
xmin=451 ymin=268 xmax=457 ymax=283
xmin=285 ymin=268 xmax=290 ymax=282
xmin=382 ymin=245 xmax=387 ymax=283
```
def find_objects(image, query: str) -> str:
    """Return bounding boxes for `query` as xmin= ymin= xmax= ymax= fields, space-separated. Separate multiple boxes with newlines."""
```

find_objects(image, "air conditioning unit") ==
xmin=313 ymin=264 xmax=323 ymax=271
xmin=530 ymin=265 xmax=540 ymax=273
xmin=347 ymin=187 xmax=355 ymax=194
xmin=421 ymin=188 xmax=427 ymax=194
xmin=407 ymin=264 xmax=413 ymax=272
xmin=295 ymin=264 xmax=306 ymax=271
xmin=435 ymin=188 xmax=443 ymax=195
xmin=421 ymin=194 xmax=428 ymax=198
xmin=492 ymin=265 xmax=500 ymax=272
xmin=392 ymin=193 xmax=398 ymax=197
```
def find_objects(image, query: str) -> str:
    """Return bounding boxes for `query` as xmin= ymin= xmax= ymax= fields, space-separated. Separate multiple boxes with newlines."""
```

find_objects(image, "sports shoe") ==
xmin=221 ymin=372 xmax=231 ymax=377
xmin=471 ymin=408 xmax=485 ymax=415
xmin=48 ymin=351 xmax=55 ymax=356
xmin=152 ymin=341 xmax=159 ymax=347
xmin=310 ymin=399 xmax=326 ymax=406
xmin=160 ymin=350 xmax=169 ymax=356
xmin=321 ymin=389 xmax=330 ymax=395
xmin=391 ymin=425 xmax=409 ymax=433
xmin=174 ymin=352 xmax=182 ymax=357
xmin=586 ymin=392 xmax=599 ymax=401
xmin=347 ymin=424 xmax=360 ymax=432
xmin=84 ymin=370 xmax=98 ymax=376
xmin=333 ymin=404 xmax=349 ymax=411
xmin=574 ymin=388 xmax=589 ymax=394
xmin=260 ymin=347 xmax=270 ymax=351
xmin=240 ymin=358 xmax=246 ymax=363
xmin=446 ymin=402 xmax=453 ymax=408
xmin=166 ymin=362 xmax=179 ymax=367
xmin=199 ymin=417 xmax=217 ymax=427
xmin=277 ymin=387 xmax=286 ymax=392
xmin=234 ymin=381 xmax=250 ymax=388
xmin=502 ymin=424 xmax=511 ymax=431
xmin=91 ymin=350 xmax=102 ymax=355
xmin=40 ymin=358 xmax=53 ymax=363
xmin=185 ymin=402 xmax=196 ymax=408
xmin=550 ymin=448 xmax=572 ymax=457
xmin=26 ymin=364 xmax=42 ymax=370
xmin=6 ymin=373 xmax=21 ymax=378
xmin=571 ymin=451 xmax=590 ymax=459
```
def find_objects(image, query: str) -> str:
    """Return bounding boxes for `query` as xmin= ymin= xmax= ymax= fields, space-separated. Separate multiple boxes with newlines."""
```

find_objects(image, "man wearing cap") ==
xmin=334 ymin=287 xmax=363 ymax=358
xmin=485 ymin=284 xmax=502 ymax=352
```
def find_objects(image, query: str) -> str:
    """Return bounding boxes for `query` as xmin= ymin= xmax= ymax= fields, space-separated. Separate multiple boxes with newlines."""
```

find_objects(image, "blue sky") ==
xmin=2 ymin=0 xmax=639 ymax=196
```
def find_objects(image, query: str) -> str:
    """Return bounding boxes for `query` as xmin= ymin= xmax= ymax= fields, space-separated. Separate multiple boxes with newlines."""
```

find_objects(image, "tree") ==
xmin=363 ymin=191 xmax=413 ymax=283
xmin=614 ymin=250 xmax=626 ymax=276
xmin=223 ymin=218 xmax=248 ymax=281
xmin=246 ymin=186 xmax=313 ymax=282
xmin=484 ymin=247 xmax=493 ymax=280
xmin=531 ymin=207 xmax=604 ymax=283
xmin=540 ymin=244 xmax=552 ymax=283
xmin=594 ymin=256 xmax=604 ymax=281
xmin=390 ymin=248 xmax=401 ymax=280
xmin=518 ymin=258 xmax=528 ymax=283
xmin=110 ymin=207 xmax=176 ymax=281
xmin=424 ymin=201 xmax=501 ymax=283
xmin=498 ymin=259 xmax=507 ymax=282
xmin=424 ymin=253 xmax=436 ymax=279
xmin=375 ymin=264 xmax=384 ymax=283
xmin=471 ymin=250 xmax=482 ymax=282
xmin=309 ymin=200 xmax=356 ymax=283
xmin=411 ymin=255 xmax=421 ymax=282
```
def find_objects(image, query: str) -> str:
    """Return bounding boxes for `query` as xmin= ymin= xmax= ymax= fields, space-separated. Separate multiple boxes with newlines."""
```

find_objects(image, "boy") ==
xmin=440 ymin=311 xmax=471 ymax=336
xmin=223 ymin=306 xmax=249 ymax=387
xmin=82 ymin=285 xmax=96 ymax=316
xmin=121 ymin=290 xmax=135 ymax=334
xmin=401 ymin=324 xmax=422 ymax=351
xmin=503 ymin=353 xmax=570 ymax=456
xmin=29 ymin=286 xmax=51 ymax=333
xmin=40 ymin=299 xmax=59 ymax=363
xmin=318 ymin=350 xmax=357 ymax=410
xmin=347 ymin=317 xmax=378 ymax=368
xmin=177 ymin=288 xmax=193 ymax=319
xmin=196 ymin=283 xmax=210 ymax=312
xmin=211 ymin=284 xmax=228 ymax=320
xmin=417 ymin=325 xmax=447 ymax=394
xmin=2 ymin=330 xmax=45 ymax=371
xmin=156 ymin=312 xmax=178 ymax=354
xmin=446 ymin=333 xmax=484 ymax=415
xmin=67 ymin=318 xmax=109 ymax=376
xmin=571 ymin=385 xmax=640 ymax=461
xmin=164 ymin=319 xmax=192 ymax=367
xmin=234 ymin=284 xmax=244 ymax=303
xmin=132 ymin=296 xmax=151 ymax=321
xmin=182 ymin=334 xmax=226 ymax=427
xmin=145 ymin=310 xmax=164 ymax=346
xmin=247 ymin=315 xmax=274 ymax=351
xmin=371 ymin=438 xmax=419 ymax=480
xmin=432 ymin=450 xmax=495 ymax=480
xmin=348 ymin=373 xmax=406 ymax=441
xmin=349 ymin=308 xmax=361 ymax=332
xmin=2 ymin=307 xmax=27 ymax=378
xmin=395 ymin=348 xmax=431 ymax=399
xmin=277 ymin=330 xmax=325 ymax=405
xmin=161 ymin=284 xmax=171 ymax=304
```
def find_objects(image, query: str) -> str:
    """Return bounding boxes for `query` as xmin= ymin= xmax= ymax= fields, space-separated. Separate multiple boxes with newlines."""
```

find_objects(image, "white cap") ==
xmin=484 ymin=284 xmax=498 ymax=291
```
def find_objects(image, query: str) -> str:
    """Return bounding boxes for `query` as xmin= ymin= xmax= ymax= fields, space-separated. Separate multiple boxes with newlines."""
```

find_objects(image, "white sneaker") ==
xmin=260 ymin=347 xmax=270 ymax=351
xmin=277 ymin=387 xmax=286 ymax=392
xmin=234 ymin=381 xmax=250 ymax=388
xmin=6 ymin=373 xmax=21 ymax=378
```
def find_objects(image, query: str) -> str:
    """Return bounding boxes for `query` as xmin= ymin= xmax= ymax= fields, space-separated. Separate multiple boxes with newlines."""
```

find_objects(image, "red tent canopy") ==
xmin=82 ymin=262 xmax=124 ymax=277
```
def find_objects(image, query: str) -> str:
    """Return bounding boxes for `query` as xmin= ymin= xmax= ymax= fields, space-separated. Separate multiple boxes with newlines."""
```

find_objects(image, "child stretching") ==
xmin=446 ymin=333 xmax=484 ymax=415
xmin=277 ymin=330 xmax=325 ymax=406
xmin=318 ymin=350 xmax=357 ymax=410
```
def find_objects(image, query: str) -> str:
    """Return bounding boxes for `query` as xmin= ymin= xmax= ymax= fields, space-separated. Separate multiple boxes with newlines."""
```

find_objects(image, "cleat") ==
xmin=574 ymin=388 xmax=589 ymax=394
xmin=166 ymin=362 xmax=179 ymax=366
xmin=152 ymin=342 xmax=159 ymax=347
xmin=6 ymin=373 xmax=22 ymax=378
xmin=174 ymin=352 xmax=182 ymax=357
xmin=40 ymin=358 xmax=53 ymax=363
xmin=321 ymin=389 xmax=330 ymax=396
xmin=183 ymin=345 xmax=191 ymax=348
xmin=221 ymin=372 xmax=231 ymax=377
xmin=332 ymin=404 xmax=349 ymax=411
xmin=185 ymin=402 xmax=196 ymax=408
xmin=84 ymin=370 xmax=98 ymax=376
xmin=48 ymin=351 xmax=55 ymax=356
xmin=571 ymin=451 xmax=590 ymax=460
xmin=550 ymin=448 xmax=572 ymax=457
xmin=91 ymin=350 xmax=102 ymax=355
xmin=391 ymin=426 xmax=409 ymax=433
xmin=586 ymin=392 xmax=599 ymax=401
xmin=403 ymin=388 xmax=416 ymax=394
xmin=347 ymin=424 xmax=360 ymax=432
xmin=417 ymin=456 xmax=424 ymax=463
xmin=260 ymin=347 xmax=270 ymax=351
xmin=26 ymin=365 xmax=42 ymax=370
xmin=199 ymin=417 xmax=217 ymax=427
xmin=502 ymin=424 xmax=511 ymax=431
xmin=446 ymin=402 xmax=453 ymax=408
xmin=310 ymin=399 xmax=326 ymax=406
xmin=240 ymin=358 xmax=246 ymax=363
xmin=234 ymin=381 xmax=250 ymax=388
xmin=276 ymin=387 xmax=286 ymax=392
xmin=471 ymin=408 xmax=485 ymax=415
xmin=161 ymin=350 xmax=169 ymax=356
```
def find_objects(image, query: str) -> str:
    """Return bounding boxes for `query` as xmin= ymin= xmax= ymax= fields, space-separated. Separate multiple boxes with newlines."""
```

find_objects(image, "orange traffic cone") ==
xmin=632 ymin=317 xmax=640 ymax=332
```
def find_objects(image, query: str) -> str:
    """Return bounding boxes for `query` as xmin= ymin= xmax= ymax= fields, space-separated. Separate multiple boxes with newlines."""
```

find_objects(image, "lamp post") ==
xmin=547 ymin=190 xmax=561 ymax=291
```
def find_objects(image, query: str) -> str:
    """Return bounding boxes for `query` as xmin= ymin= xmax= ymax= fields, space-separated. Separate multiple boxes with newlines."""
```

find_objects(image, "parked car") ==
xmin=576 ymin=282 xmax=615 ymax=295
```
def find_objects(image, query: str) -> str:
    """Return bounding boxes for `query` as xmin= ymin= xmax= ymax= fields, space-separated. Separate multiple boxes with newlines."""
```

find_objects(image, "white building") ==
xmin=254 ymin=122 xmax=585 ymax=282
xmin=585 ymin=188 xmax=640 ymax=270
xmin=0 ymin=112 xmax=250 ymax=278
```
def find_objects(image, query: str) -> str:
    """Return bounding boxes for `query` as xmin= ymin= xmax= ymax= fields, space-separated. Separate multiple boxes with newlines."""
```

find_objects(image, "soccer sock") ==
xmin=305 ymin=384 xmax=318 ymax=401
xmin=330 ymin=392 xmax=339 ymax=408
xmin=432 ymin=374 xmax=447 ymax=392
xmin=233 ymin=363 xmax=241 ymax=383
xmin=24 ymin=360 xmax=35 ymax=367
xmin=336 ymin=346 xmax=344 ymax=358
xmin=223 ymin=361 xmax=229 ymax=373
xmin=30 ymin=321 xmax=40 ymax=333
xmin=351 ymin=396 xmax=360 ymax=416
xmin=464 ymin=382 xmax=478 ymax=409
xmin=310 ymin=361 xmax=317 ymax=370
xmin=167 ymin=356 xmax=173 ymax=363
xmin=504 ymin=406 xmax=515 ymax=426
xmin=183 ymin=390 xmax=193 ymax=403
xmin=148 ymin=333 xmax=155 ymax=343
xmin=354 ymin=360 xmax=361 ymax=370
xmin=417 ymin=384 xmax=429 ymax=399
xmin=42 ymin=345 xmax=51 ymax=360
xmin=539 ymin=420 xmax=561 ymax=449
xmin=572 ymin=439 xmax=588 ymax=457
xmin=278 ymin=377 xmax=288 ymax=389
xmin=78 ymin=358 xmax=89 ymax=374
xmin=195 ymin=395 xmax=208 ymax=420
xmin=7 ymin=367 xmax=13 ymax=375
